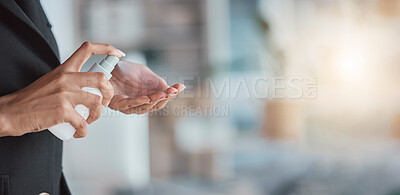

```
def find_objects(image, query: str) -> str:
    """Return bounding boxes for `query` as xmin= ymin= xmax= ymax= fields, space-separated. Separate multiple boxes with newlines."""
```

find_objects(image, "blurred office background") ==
xmin=41 ymin=0 xmax=400 ymax=194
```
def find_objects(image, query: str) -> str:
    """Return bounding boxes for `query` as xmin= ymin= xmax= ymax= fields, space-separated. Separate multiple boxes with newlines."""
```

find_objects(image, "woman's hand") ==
xmin=109 ymin=60 xmax=185 ymax=114
xmin=0 ymin=42 xmax=124 ymax=138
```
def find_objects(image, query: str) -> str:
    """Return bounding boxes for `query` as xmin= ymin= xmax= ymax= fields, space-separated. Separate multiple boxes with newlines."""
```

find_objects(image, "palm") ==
xmin=110 ymin=60 xmax=168 ymax=98
xmin=108 ymin=60 xmax=185 ymax=114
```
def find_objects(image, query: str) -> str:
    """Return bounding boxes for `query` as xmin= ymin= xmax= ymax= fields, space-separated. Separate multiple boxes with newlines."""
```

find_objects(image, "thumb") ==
xmin=62 ymin=42 xmax=125 ymax=72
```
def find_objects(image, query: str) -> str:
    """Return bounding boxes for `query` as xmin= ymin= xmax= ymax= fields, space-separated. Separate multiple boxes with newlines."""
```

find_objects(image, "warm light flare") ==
xmin=337 ymin=53 xmax=366 ymax=80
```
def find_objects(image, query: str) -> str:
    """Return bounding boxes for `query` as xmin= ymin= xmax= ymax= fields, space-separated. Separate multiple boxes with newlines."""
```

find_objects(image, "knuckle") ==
xmin=105 ymin=44 xmax=114 ymax=51
xmin=60 ymin=103 xmax=70 ymax=111
xmin=79 ymin=120 xmax=87 ymax=129
xmin=93 ymin=95 xmax=102 ymax=105
xmin=75 ymin=120 xmax=87 ymax=136
xmin=94 ymin=105 xmax=102 ymax=114
xmin=91 ymin=113 xmax=100 ymax=121
xmin=55 ymin=104 xmax=69 ymax=117
xmin=81 ymin=41 xmax=91 ymax=49
xmin=105 ymin=85 xmax=114 ymax=97
xmin=56 ymin=87 xmax=69 ymax=95
xmin=96 ymin=72 xmax=107 ymax=82
xmin=55 ymin=96 xmax=68 ymax=106
xmin=101 ymin=74 xmax=108 ymax=82
xmin=55 ymin=72 xmax=68 ymax=84
xmin=91 ymin=111 xmax=100 ymax=118
xmin=55 ymin=65 xmax=67 ymax=72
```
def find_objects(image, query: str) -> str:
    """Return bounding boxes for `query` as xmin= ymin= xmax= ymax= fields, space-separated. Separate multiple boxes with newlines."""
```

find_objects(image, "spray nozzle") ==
xmin=99 ymin=55 xmax=120 ymax=72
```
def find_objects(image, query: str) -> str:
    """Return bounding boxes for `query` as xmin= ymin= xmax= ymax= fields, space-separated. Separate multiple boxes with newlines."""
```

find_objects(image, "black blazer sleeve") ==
xmin=0 ymin=0 xmax=70 ymax=194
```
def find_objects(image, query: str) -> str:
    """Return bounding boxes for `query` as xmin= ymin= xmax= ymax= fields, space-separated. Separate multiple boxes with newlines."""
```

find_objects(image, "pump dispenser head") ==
xmin=99 ymin=55 xmax=119 ymax=72
xmin=88 ymin=55 xmax=120 ymax=79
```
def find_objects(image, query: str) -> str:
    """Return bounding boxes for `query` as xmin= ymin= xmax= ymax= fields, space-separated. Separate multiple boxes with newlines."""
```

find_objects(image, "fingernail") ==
xmin=160 ymin=97 xmax=168 ymax=100
xmin=116 ymin=49 xmax=126 ymax=57
xmin=169 ymin=93 xmax=176 ymax=97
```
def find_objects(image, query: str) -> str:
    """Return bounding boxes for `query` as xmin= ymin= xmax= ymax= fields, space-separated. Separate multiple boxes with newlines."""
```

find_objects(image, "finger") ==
xmin=121 ymin=86 xmax=182 ymax=114
xmin=68 ymin=90 xmax=103 ymax=124
xmin=171 ymin=84 xmax=186 ymax=92
xmin=70 ymin=72 xmax=114 ymax=106
xmin=63 ymin=42 xmax=125 ymax=72
xmin=87 ymin=106 xmax=102 ymax=125
xmin=151 ymin=93 xmax=180 ymax=112
xmin=110 ymin=95 xmax=151 ymax=111
xmin=166 ymin=87 xmax=179 ymax=97
xmin=149 ymin=87 xmax=178 ymax=112
xmin=63 ymin=108 xmax=88 ymax=138
xmin=121 ymin=105 xmax=146 ymax=115
xmin=150 ymin=99 xmax=170 ymax=112
xmin=129 ymin=98 xmax=170 ymax=114
xmin=130 ymin=91 xmax=168 ymax=114
xmin=148 ymin=85 xmax=184 ymax=113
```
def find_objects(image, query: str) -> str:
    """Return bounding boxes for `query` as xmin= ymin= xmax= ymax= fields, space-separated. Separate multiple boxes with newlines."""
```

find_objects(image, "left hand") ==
xmin=109 ymin=60 xmax=185 ymax=114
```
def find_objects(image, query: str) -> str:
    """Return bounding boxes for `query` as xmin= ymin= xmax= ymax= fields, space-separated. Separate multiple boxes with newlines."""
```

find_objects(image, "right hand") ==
xmin=0 ymin=42 xmax=125 ymax=138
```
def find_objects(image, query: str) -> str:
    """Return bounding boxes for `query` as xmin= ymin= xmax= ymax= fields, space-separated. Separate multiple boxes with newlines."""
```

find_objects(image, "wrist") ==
xmin=0 ymin=94 xmax=15 ymax=137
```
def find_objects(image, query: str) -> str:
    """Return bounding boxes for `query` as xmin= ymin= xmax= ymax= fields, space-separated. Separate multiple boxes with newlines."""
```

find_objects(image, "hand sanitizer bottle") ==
xmin=49 ymin=55 xmax=120 ymax=140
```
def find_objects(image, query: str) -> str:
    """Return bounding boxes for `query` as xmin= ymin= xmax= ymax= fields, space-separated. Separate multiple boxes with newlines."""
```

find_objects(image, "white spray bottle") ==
xmin=49 ymin=55 xmax=120 ymax=140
